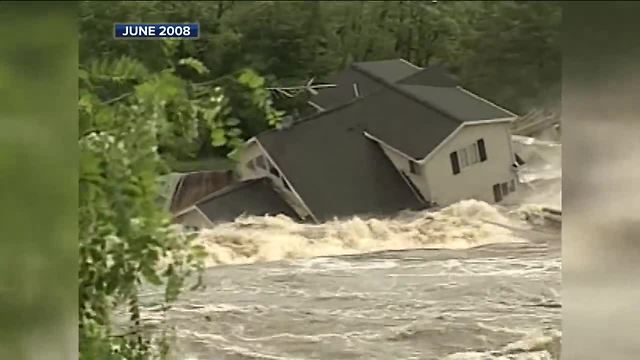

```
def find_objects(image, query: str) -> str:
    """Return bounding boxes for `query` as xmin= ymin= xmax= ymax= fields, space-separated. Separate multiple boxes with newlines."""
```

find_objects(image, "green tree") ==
xmin=78 ymin=51 xmax=282 ymax=358
xmin=455 ymin=1 xmax=562 ymax=113
xmin=80 ymin=1 xmax=561 ymax=117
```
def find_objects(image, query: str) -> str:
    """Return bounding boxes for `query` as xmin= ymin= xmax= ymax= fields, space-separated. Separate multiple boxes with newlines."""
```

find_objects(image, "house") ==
xmin=176 ymin=59 xmax=520 ymax=228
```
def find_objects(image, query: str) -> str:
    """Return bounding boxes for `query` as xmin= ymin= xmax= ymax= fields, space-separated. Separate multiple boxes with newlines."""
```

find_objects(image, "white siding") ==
xmin=423 ymin=122 xmax=517 ymax=205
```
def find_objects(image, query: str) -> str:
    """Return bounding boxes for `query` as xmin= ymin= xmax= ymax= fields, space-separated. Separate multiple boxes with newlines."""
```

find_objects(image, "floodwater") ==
xmin=140 ymin=137 xmax=562 ymax=360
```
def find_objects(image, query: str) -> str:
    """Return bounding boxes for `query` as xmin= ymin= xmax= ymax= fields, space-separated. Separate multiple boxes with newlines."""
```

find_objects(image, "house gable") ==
xmin=235 ymin=139 xmax=316 ymax=221
xmin=421 ymin=122 xmax=517 ymax=205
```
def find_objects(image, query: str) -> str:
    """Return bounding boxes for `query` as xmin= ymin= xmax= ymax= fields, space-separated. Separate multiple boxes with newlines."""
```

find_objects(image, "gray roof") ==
xmin=312 ymin=59 xmax=422 ymax=110
xmin=352 ymin=59 xmax=421 ymax=84
xmin=397 ymin=65 xmax=459 ymax=87
xmin=257 ymin=100 xmax=424 ymax=222
xmin=193 ymin=178 xmax=298 ymax=223
xmin=396 ymin=84 xmax=513 ymax=122
xmin=312 ymin=59 xmax=514 ymax=121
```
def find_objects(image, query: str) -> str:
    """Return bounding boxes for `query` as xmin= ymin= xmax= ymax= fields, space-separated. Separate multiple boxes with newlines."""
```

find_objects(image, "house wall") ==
xmin=236 ymin=141 xmax=311 ymax=219
xmin=422 ymin=122 xmax=517 ymax=205
xmin=378 ymin=144 xmax=431 ymax=202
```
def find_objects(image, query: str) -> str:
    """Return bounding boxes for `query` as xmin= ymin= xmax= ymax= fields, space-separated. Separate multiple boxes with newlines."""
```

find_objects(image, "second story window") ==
xmin=450 ymin=138 xmax=488 ymax=175
xmin=460 ymin=143 xmax=480 ymax=168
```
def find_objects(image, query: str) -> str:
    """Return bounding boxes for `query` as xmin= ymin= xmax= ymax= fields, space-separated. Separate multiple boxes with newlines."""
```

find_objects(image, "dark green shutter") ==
xmin=450 ymin=151 xmax=460 ymax=174
xmin=477 ymin=139 xmax=487 ymax=161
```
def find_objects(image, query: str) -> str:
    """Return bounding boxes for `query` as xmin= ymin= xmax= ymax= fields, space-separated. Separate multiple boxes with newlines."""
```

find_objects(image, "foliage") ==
xmin=79 ymin=55 xmax=200 ymax=359
xmin=78 ymin=46 xmax=280 ymax=358
xmin=0 ymin=4 xmax=77 ymax=359
xmin=80 ymin=1 xmax=561 ymax=116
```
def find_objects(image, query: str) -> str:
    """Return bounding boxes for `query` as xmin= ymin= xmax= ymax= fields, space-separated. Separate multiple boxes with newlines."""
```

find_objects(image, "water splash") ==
xmin=442 ymin=329 xmax=561 ymax=360
xmin=193 ymin=200 xmax=527 ymax=267
xmin=511 ymin=135 xmax=562 ymax=209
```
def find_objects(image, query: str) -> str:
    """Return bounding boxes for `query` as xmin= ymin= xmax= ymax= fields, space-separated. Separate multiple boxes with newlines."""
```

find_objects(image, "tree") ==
xmin=80 ymin=1 xmax=561 ymax=118
xmin=455 ymin=1 xmax=561 ymax=113
xmin=78 ymin=50 xmax=282 ymax=358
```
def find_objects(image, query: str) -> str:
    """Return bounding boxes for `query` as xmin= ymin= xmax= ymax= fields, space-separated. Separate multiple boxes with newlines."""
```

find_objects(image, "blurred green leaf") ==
xmin=211 ymin=128 xmax=227 ymax=146
xmin=178 ymin=57 xmax=209 ymax=75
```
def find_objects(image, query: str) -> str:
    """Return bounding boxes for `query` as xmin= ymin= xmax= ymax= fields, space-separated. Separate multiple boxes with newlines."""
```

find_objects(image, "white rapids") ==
xmin=139 ymin=133 xmax=561 ymax=360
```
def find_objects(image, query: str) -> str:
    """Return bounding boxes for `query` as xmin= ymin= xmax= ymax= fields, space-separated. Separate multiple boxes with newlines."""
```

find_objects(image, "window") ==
xmin=450 ymin=151 xmax=460 ymax=175
xmin=477 ymin=138 xmax=487 ymax=162
xmin=409 ymin=160 xmax=419 ymax=174
xmin=493 ymin=183 xmax=502 ymax=202
xmin=467 ymin=143 xmax=480 ymax=164
xmin=501 ymin=182 xmax=509 ymax=195
xmin=494 ymin=180 xmax=515 ymax=203
xmin=453 ymin=141 xmax=482 ymax=172
xmin=459 ymin=147 xmax=469 ymax=168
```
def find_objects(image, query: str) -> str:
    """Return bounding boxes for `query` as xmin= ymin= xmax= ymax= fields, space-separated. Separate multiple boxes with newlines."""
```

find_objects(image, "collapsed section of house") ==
xmin=173 ymin=59 xmax=530 ymax=228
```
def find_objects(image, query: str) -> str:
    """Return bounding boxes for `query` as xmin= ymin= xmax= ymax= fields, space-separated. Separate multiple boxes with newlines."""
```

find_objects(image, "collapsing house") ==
xmin=175 ymin=59 xmax=520 ymax=228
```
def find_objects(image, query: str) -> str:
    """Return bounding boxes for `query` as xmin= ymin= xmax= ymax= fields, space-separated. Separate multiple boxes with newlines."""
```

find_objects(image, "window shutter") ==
xmin=450 ymin=151 xmax=460 ymax=175
xmin=477 ymin=139 xmax=487 ymax=161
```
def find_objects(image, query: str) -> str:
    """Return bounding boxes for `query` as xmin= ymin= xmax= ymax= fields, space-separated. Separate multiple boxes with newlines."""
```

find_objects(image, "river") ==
xmin=140 ymin=137 xmax=561 ymax=360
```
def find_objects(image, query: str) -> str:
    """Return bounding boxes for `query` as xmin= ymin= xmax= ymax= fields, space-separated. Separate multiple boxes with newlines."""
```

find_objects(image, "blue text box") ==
xmin=114 ymin=23 xmax=199 ymax=39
